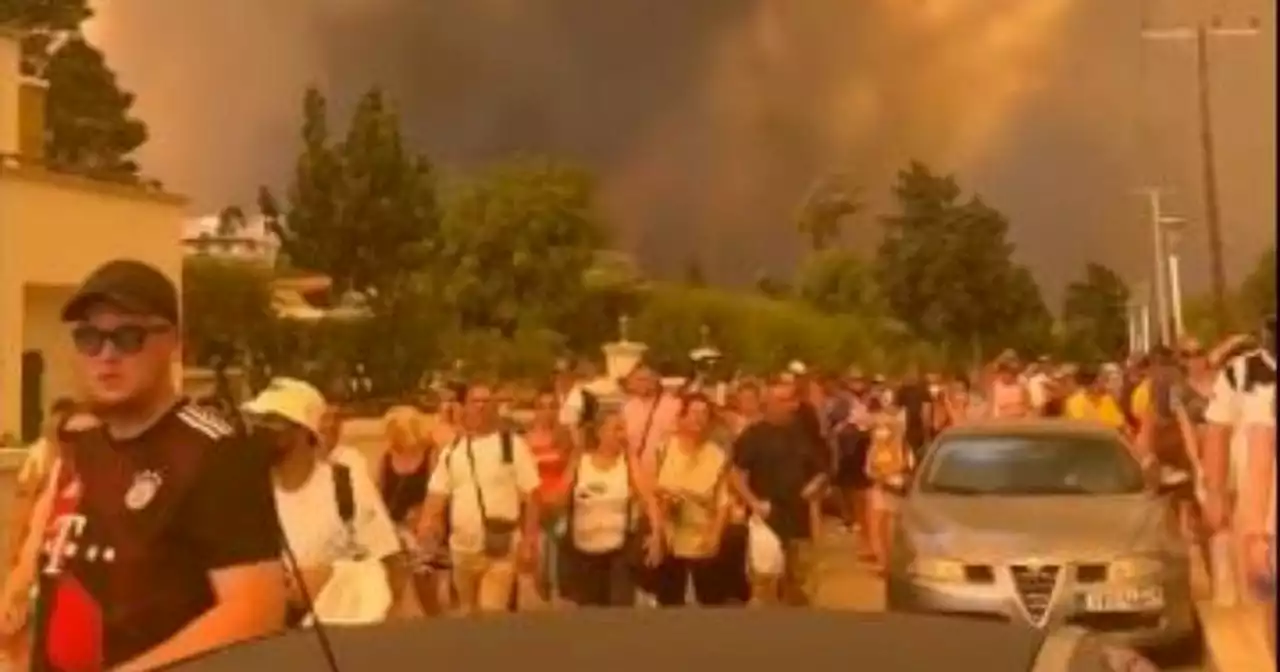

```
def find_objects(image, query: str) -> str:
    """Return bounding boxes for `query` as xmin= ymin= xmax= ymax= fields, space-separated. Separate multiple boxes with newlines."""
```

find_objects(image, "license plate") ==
xmin=1079 ymin=587 xmax=1164 ymax=612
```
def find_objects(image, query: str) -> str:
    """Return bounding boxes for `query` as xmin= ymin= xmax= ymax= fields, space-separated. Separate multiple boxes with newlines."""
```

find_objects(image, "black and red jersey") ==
xmin=30 ymin=401 xmax=281 ymax=671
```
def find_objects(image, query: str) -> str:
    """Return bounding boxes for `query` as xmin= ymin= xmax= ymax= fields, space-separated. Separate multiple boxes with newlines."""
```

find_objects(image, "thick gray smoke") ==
xmin=88 ymin=0 xmax=1275 ymax=298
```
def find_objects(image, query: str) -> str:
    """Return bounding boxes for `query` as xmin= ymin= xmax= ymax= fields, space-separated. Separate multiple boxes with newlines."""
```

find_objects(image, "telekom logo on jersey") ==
xmin=41 ymin=479 xmax=119 ymax=576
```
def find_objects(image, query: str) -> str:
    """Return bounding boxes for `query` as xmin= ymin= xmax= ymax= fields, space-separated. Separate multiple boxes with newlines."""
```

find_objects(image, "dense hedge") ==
xmin=630 ymin=284 xmax=925 ymax=375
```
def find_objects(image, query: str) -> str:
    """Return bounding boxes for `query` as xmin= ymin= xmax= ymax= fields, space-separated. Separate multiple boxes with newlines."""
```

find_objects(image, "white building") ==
xmin=182 ymin=212 xmax=279 ymax=263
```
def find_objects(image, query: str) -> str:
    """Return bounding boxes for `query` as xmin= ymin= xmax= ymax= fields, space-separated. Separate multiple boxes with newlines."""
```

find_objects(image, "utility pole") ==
xmin=1135 ymin=187 xmax=1173 ymax=345
xmin=1162 ymin=216 xmax=1189 ymax=340
xmin=1142 ymin=13 xmax=1261 ymax=332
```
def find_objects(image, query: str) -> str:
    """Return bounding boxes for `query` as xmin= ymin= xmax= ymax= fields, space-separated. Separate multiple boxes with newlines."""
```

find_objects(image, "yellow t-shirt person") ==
xmin=1129 ymin=379 xmax=1152 ymax=419
xmin=1065 ymin=391 xmax=1127 ymax=431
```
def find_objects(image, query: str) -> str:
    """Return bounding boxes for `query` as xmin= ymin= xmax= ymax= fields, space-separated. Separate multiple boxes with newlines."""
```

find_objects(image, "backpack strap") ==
xmin=500 ymin=430 xmax=514 ymax=465
xmin=333 ymin=463 xmax=356 ymax=526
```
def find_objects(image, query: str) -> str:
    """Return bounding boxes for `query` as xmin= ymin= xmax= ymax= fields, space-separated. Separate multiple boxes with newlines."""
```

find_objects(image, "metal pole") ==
xmin=1143 ymin=189 xmax=1172 ymax=345
xmin=1142 ymin=16 xmax=1260 ymax=334
xmin=1140 ymin=303 xmax=1152 ymax=353
xmin=1193 ymin=25 xmax=1230 ymax=331
xmin=1168 ymin=250 xmax=1186 ymax=339
xmin=1127 ymin=304 xmax=1139 ymax=355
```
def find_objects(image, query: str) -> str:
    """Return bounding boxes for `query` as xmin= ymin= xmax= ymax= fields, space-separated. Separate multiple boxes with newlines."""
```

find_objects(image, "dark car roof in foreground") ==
xmin=938 ymin=418 xmax=1125 ymax=441
xmin=172 ymin=610 xmax=1047 ymax=672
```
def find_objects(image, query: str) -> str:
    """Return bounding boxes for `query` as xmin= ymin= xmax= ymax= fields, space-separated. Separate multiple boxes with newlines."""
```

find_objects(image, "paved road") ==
xmin=811 ymin=526 xmax=1203 ymax=671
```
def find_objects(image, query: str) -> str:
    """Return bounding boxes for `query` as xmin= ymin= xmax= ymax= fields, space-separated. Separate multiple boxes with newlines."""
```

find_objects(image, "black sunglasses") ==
xmin=71 ymin=323 xmax=170 ymax=356
xmin=1180 ymin=349 xmax=1206 ymax=358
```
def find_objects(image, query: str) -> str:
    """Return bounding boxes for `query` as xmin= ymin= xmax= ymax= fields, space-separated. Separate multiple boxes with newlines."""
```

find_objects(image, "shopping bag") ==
xmin=747 ymin=515 xmax=785 ymax=577
xmin=303 ymin=559 xmax=393 ymax=626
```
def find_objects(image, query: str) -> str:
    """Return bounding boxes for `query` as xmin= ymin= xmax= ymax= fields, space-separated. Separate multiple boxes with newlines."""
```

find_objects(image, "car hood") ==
xmin=901 ymin=493 xmax=1166 ymax=562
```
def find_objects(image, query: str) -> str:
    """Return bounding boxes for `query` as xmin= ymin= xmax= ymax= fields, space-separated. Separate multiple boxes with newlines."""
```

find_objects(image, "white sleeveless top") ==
xmin=570 ymin=456 xmax=631 ymax=554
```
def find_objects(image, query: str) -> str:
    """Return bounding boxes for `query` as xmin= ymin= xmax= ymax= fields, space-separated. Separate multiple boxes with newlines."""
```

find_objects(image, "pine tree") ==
xmin=1 ymin=0 xmax=148 ymax=181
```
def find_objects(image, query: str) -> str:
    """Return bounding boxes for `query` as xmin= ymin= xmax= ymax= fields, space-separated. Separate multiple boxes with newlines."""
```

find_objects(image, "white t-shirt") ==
xmin=558 ymin=385 xmax=586 ymax=428
xmin=570 ymin=457 xmax=631 ymax=554
xmin=275 ymin=460 xmax=402 ymax=567
xmin=1027 ymin=373 xmax=1050 ymax=411
xmin=427 ymin=431 xmax=541 ymax=554
xmin=1204 ymin=350 xmax=1276 ymax=533
xmin=1204 ymin=350 xmax=1276 ymax=428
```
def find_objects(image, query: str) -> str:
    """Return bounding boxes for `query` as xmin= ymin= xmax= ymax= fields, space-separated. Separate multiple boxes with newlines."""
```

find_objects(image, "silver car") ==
xmin=886 ymin=420 xmax=1197 ymax=654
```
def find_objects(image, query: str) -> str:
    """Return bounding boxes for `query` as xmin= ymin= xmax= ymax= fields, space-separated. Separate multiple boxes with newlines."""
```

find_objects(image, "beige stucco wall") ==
xmin=0 ymin=167 xmax=187 ymax=438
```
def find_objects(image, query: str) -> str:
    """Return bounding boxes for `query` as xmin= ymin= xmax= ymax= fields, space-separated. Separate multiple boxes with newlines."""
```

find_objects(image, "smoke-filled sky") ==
xmin=85 ymin=0 xmax=1275 ymax=301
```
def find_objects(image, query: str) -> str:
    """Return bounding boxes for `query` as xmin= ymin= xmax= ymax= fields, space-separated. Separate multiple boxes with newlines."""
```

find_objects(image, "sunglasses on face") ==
xmin=71 ymin=323 xmax=170 ymax=356
xmin=1180 ymin=349 xmax=1205 ymax=359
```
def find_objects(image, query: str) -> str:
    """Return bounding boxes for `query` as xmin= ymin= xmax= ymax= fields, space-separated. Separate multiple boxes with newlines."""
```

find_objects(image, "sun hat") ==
xmin=242 ymin=377 xmax=327 ymax=436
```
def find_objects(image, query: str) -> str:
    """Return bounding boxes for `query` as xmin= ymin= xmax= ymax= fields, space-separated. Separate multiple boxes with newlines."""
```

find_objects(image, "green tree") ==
xmin=1 ymin=2 xmax=148 ymax=179
xmin=794 ymin=248 xmax=883 ymax=316
xmin=262 ymin=87 xmax=440 ymax=304
xmin=181 ymin=257 xmax=277 ymax=368
xmin=796 ymin=173 xmax=861 ymax=252
xmin=875 ymin=161 xmax=1049 ymax=363
xmin=1061 ymin=262 xmax=1130 ymax=360
xmin=440 ymin=155 xmax=607 ymax=336
xmin=1239 ymin=245 xmax=1276 ymax=322
xmin=41 ymin=37 xmax=147 ymax=178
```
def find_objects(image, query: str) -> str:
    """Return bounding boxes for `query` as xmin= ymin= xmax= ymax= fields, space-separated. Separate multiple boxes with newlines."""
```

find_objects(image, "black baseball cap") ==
xmin=60 ymin=259 xmax=179 ymax=324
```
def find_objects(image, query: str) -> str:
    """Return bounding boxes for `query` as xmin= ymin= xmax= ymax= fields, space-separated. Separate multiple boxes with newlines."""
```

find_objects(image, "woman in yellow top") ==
xmin=1064 ymin=366 xmax=1128 ymax=434
xmin=653 ymin=393 xmax=732 ymax=606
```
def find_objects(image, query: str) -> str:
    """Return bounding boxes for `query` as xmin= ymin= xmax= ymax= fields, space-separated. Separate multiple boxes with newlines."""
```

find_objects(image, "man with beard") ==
xmin=1 ymin=260 xmax=285 ymax=671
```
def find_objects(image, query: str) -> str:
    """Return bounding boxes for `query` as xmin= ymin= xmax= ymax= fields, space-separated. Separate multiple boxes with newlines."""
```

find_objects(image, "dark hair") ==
xmin=678 ymin=392 xmax=712 ymax=416
xmin=1074 ymin=365 xmax=1100 ymax=387
xmin=446 ymin=381 xmax=470 ymax=402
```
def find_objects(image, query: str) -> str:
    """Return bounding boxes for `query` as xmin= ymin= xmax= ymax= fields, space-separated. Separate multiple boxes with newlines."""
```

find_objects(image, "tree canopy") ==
xmin=794 ymin=248 xmax=883 ymax=317
xmin=795 ymin=173 xmax=861 ymax=252
xmin=1061 ymin=262 xmax=1130 ymax=361
xmin=262 ymin=87 xmax=440 ymax=304
xmin=1 ymin=0 xmax=147 ymax=180
xmin=438 ymin=155 xmax=606 ymax=337
xmin=875 ymin=161 xmax=1050 ymax=361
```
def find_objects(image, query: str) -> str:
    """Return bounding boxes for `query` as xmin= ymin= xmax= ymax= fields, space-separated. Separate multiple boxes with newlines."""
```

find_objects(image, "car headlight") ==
xmin=908 ymin=557 xmax=967 ymax=583
xmin=1108 ymin=556 xmax=1163 ymax=581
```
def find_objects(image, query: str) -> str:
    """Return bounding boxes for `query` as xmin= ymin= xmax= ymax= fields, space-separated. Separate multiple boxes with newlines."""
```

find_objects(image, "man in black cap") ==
xmin=1 ymin=259 xmax=286 ymax=671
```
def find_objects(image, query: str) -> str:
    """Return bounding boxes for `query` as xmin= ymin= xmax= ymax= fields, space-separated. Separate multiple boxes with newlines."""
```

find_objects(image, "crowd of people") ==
xmin=0 ymin=257 xmax=1273 ymax=670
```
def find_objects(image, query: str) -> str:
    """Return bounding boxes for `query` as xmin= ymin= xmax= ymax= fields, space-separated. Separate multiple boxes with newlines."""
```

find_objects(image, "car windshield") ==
xmin=918 ymin=433 xmax=1146 ymax=496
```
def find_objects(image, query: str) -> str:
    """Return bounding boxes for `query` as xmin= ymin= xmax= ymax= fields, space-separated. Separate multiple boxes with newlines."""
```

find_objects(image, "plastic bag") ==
xmin=747 ymin=515 xmax=785 ymax=577
xmin=304 ymin=558 xmax=393 ymax=626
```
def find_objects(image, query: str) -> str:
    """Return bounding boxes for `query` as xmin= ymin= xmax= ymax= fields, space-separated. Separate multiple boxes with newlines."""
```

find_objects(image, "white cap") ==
xmin=242 ymin=377 xmax=327 ymax=436
xmin=787 ymin=360 xmax=808 ymax=375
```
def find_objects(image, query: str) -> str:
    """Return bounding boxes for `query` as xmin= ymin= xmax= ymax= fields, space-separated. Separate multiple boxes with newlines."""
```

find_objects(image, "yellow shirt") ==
xmin=655 ymin=440 xmax=728 ymax=559
xmin=1129 ymin=380 xmax=1152 ymax=419
xmin=1065 ymin=391 xmax=1126 ymax=431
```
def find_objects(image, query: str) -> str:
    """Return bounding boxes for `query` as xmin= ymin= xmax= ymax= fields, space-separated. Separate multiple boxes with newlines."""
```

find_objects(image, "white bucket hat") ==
xmin=242 ymin=377 xmax=327 ymax=436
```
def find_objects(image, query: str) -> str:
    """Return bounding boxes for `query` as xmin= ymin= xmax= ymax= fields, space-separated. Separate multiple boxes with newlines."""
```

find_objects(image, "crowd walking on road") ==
xmin=0 ymin=258 xmax=1274 ymax=669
